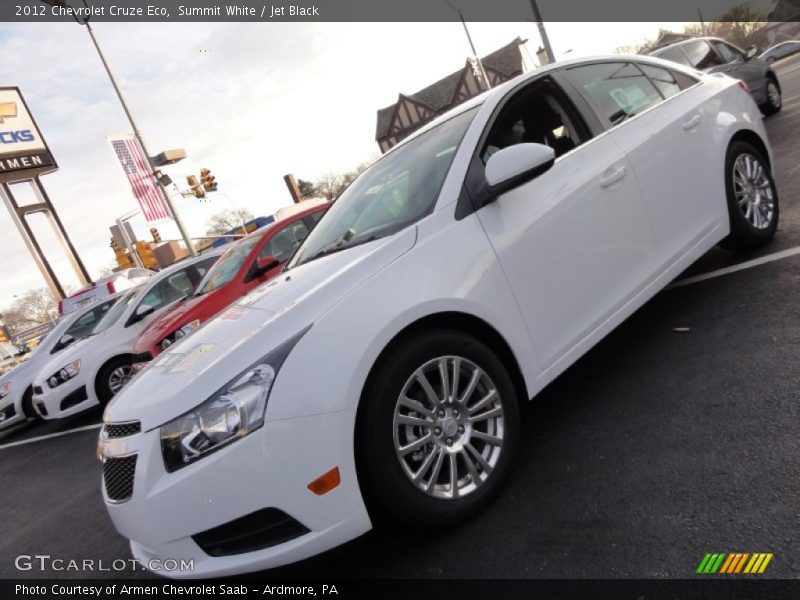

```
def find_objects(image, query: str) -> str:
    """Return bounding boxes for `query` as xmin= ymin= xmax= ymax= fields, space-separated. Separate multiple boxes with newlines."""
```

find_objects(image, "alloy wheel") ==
xmin=732 ymin=153 xmax=775 ymax=230
xmin=393 ymin=356 xmax=505 ymax=500
xmin=108 ymin=366 xmax=133 ymax=395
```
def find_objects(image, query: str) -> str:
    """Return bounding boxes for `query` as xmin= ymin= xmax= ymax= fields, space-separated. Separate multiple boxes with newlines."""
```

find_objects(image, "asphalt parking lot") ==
xmin=1 ymin=56 xmax=799 ymax=580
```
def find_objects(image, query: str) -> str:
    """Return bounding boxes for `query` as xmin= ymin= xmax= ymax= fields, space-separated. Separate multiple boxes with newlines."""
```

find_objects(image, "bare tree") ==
xmin=311 ymin=161 xmax=372 ymax=201
xmin=2 ymin=288 xmax=58 ymax=333
xmin=205 ymin=209 xmax=255 ymax=236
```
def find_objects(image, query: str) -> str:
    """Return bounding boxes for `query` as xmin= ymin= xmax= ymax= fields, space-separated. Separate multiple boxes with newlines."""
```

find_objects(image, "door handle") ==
xmin=600 ymin=166 xmax=626 ymax=188
xmin=682 ymin=114 xmax=702 ymax=131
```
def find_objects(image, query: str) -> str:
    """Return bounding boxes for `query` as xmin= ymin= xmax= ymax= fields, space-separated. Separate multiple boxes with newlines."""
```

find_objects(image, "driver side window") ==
xmin=481 ymin=79 xmax=590 ymax=164
xmin=713 ymin=41 xmax=744 ymax=64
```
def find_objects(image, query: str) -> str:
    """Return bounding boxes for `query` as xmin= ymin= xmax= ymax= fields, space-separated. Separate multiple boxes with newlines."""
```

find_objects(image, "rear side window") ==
xmin=681 ymin=40 xmax=724 ymax=69
xmin=566 ymin=62 xmax=664 ymax=126
xmin=652 ymin=46 xmax=691 ymax=66
xmin=639 ymin=64 xmax=682 ymax=98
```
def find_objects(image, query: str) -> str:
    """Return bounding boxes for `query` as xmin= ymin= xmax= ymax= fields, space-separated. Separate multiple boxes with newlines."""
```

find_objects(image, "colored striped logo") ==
xmin=696 ymin=552 xmax=773 ymax=574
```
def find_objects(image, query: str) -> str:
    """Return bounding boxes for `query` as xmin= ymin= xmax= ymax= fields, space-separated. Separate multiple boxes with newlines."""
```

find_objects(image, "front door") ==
xmin=472 ymin=78 xmax=658 ymax=369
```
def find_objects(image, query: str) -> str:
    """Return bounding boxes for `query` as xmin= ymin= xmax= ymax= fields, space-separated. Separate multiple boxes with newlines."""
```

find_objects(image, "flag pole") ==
xmin=84 ymin=21 xmax=197 ymax=256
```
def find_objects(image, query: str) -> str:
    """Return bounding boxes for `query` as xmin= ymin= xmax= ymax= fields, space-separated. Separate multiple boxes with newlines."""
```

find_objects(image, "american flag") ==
xmin=108 ymin=135 xmax=171 ymax=222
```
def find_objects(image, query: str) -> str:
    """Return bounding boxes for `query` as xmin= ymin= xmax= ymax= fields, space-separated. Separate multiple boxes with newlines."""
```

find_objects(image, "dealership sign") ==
xmin=0 ymin=87 xmax=57 ymax=181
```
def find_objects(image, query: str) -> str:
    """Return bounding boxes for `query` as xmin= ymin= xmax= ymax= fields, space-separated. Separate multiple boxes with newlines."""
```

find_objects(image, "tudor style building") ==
xmin=375 ymin=38 xmax=534 ymax=153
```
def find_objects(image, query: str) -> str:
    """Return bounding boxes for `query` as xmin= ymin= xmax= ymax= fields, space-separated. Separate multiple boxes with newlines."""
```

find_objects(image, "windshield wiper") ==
xmin=303 ymin=233 xmax=379 ymax=265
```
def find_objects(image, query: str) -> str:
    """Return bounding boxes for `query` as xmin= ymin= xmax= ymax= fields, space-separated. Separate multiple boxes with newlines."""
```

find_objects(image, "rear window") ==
xmin=680 ymin=40 xmax=724 ymax=69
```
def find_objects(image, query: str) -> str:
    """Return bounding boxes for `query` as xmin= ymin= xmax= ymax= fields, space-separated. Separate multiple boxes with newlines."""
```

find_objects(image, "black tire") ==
xmin=96 ymin=357 xmax=134 ymax=405
xmin=718 ymin=141 xmax=779 ymax=252
xmin=357 ymin=330 xmax=520 ymax=529
xmin=20 ymin=386 xmax=40 ymax=421
xmin=761 ymin=77 xmax=782 ymax=115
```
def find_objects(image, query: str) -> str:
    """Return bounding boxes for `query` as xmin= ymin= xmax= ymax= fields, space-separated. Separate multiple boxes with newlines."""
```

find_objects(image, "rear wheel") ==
xmin=357 ymin=330 xmax=520 ymax=529
xmin=719 ymin=141 xmax=779 ymax=251
xmin=762 ymin=78 xmax=782 ymax=115
xmin=96 ymin=357 xmax=134 ymax=405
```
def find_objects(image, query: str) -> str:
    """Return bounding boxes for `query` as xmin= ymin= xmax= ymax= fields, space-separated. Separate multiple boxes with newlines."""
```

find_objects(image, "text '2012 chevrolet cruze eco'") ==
xmin=100 ymin=54 xmax=779 ymax=578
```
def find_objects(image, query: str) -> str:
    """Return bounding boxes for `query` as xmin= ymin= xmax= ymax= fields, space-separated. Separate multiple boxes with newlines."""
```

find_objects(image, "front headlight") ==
xmin=0 ymin=382 xmax=10 ymax=399
xmin=47 ymin=360 xmax=81 ymax=388
xmin=159 ymin=326 xmax=310 ymax=472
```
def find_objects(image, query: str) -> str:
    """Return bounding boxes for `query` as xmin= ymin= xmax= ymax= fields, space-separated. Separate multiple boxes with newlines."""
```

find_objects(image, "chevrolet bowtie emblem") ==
xmin=0 ymin=102 xmax=17 ymax=123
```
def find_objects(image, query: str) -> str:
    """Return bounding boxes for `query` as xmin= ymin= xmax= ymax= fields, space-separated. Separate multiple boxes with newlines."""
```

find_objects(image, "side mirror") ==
xmin=134 ymin=304 xmax=156 ymax=320
xmin=484 ymin=143 xmax=556 ymax=194
xmin=745 ymin=45 xmax=758 ymax=60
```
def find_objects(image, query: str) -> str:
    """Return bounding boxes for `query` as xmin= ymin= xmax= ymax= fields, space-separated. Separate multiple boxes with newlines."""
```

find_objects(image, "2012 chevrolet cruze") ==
xmin=101 ymin=55 xmax=778 ymax=577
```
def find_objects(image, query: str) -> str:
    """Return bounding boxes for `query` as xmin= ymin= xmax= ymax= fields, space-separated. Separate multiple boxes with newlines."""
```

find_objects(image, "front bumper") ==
xmin=32 ymin=374 xmax=95 ymax=420
xmin=0 ymin=396 xmax=26 ymax=430
xmin=102 ymin=407 xmax=371 ymax=578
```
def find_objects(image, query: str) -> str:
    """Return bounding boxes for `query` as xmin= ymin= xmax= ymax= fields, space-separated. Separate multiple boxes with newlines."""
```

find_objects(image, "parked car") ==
xmin=101 ymin=54 xmax=778 ymax=577
xmin=58 ymin=268 xmax=154 ymax=316
xmin=32 ymin=252 xmax=220 ymax=420
xmin=759 ymin=40 xmax=800 ymax=63
xmin=649 ymin=37 xmax=782 ymax=114
xmin=132 ymin=202 xmax=327 ymax=363
xmin=0 ymin=294 xmax=122 ymax=430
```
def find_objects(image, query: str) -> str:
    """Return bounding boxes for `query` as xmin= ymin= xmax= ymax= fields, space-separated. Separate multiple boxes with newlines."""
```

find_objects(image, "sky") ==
xmin=0 ymin=20 xmax=691 ymax=312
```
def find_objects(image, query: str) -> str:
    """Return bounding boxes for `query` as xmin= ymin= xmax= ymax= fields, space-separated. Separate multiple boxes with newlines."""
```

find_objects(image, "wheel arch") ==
xmin=94 ymin=354 xmax=134 ymax=400
xmin=356 ymin=311 xmax=530 ymax=421
xmin=728 ymin=129 xmax=772 ymax=173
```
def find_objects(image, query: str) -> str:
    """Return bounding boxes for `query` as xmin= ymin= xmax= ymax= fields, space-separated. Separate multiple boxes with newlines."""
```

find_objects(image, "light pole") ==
xmin=443 ymin=0 xmax=491 ymax=91
xmin=529 ymin=0 xmax=555 ymax=64
xmin=41 ymin=0 xmax=197 ymax=256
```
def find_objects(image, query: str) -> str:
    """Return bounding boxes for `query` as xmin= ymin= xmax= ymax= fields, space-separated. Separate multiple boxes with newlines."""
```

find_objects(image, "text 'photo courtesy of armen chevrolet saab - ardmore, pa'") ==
xmin=0 ymin=0 xmax=799 ymax=596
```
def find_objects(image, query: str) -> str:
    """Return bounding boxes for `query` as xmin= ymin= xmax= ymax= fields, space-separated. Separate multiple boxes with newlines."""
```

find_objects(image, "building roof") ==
xmin=375 ymin=37 xmax=526 ymax=140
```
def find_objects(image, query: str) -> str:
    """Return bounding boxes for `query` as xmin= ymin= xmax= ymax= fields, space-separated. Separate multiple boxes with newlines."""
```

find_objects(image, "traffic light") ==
xmin=110 ymin=238 xmax=132 ymax=269
xmin=150 ymin=227 xmax=162 ymax=244
xmin=135 ymin=241 xmax=158 ymax=270
xmin=200 ymin=168 xmax=217 ymax=192
xmin=187 ymin=175 xmax=205 ymax=198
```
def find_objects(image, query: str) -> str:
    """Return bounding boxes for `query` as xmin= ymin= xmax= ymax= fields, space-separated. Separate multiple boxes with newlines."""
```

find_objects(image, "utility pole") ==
xmin=529 ymin=0 xmax=555 ymax=64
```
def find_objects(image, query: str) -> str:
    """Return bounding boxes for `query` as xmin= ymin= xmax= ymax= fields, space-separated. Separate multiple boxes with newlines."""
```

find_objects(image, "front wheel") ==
xmin=718 ymin=141 xmax=779 ymax=251
xmin=21 ymin=387 xmax=40 ymax=421
xmin=357 ymin=330 xmax=520 ymax=529
xmin=96 ymin=358 xmax=134 ymax=405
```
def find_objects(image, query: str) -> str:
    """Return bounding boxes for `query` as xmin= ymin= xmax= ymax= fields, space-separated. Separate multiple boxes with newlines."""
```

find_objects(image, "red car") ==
xmin=132 ymin=203 xmax=327 ymax=363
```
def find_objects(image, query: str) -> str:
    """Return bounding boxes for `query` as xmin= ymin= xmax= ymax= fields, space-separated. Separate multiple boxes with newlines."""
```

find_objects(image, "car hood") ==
xmin=135 ymin=290 xmax=227 ymax=352
xmin=105 ymin=227 xmax=417 ymax=430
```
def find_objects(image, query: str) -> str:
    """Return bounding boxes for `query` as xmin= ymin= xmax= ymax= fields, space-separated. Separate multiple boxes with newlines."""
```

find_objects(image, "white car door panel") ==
xmin=564 ymin=61 xmax=719 ymax=265
xmin=476 ymin=134 xmax=657 ymax=368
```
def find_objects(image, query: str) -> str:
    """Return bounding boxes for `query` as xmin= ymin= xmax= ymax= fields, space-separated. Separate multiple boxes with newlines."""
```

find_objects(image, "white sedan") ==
xmin=32 ymin=253 xmax=219 ymax=420
xmin=0 ymin=295 xmax=121 ymax=430
xmin=101 ymin=55 xmax=778 ymax=577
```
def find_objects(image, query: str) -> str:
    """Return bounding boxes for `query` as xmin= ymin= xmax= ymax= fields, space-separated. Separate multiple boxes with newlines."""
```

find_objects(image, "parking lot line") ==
xmin=0 ymin=423 xmax=102 ymax=450
xmin=670 ymin=245 xmax=800 ymax=289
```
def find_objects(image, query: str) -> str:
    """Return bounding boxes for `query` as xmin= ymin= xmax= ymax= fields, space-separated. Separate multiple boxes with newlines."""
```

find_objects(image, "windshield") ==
xmin=195 ymin=235 xmax=261 ymax=295
xmin=91 ymin=288 xmax=139 ymax=334
xmin=289 ymin=107 xmax=478 ymax=268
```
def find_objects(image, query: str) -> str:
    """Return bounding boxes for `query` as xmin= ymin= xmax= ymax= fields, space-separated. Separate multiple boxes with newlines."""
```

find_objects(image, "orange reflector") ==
xmin=307 ymin=467 xmax=341 ymax=496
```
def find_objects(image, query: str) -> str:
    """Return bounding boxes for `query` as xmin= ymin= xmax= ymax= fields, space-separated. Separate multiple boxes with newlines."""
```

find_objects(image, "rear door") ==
xmin=563 ymin=60 xmax=719 ymax=264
